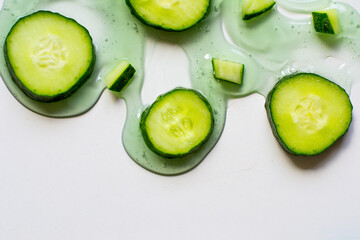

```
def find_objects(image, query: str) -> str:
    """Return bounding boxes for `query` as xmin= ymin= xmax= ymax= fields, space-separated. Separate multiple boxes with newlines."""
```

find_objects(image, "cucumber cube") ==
xmin=212 ymin=58 xmax=244 ymax=85
xmin=104 ymin=60 xmax=136 ymax=92
xmin=312 ymin=9 xmax=341 ymax=34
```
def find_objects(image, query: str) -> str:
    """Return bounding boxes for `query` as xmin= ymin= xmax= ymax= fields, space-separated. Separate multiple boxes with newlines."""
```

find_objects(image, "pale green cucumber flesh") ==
xmin=242 ymin=0 xmax=275 ymax=20
xmin=126 ymin=0 xmax=210 ymax=31
xmin=212 ymin=58 xmax=244 ymax=85
xmin=140 ymin=88 xmax=214 ymax=158
xmin=265 ymin=73 xmax=352 ymax=156
xmin=4 ymin=10 xmax=95 ymax=102
xmin=104 ymin=60 xmax=136 ymax=92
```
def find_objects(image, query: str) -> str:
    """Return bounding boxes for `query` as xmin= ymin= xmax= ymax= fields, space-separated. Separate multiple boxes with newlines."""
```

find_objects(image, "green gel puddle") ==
xmin=0 ymin=0 xmax=359 ymax=175
xmin=276 ymin=0 xmax=330 ymax=12
xmin=0 ymin=0 xmax=144 ymax=117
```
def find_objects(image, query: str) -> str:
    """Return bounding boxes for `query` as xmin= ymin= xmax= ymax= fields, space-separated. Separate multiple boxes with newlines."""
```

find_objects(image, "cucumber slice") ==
xmin=104 ymin=60 xmax=136 ymax=92
xmin=312 ymin=9 xmax=341 ymax=34
xmin=140 ymin=88 xmax=214 ymax=158
xmin=242 ymin=0 xmax=276 ymax=20
xmin=265 ymin=73 xmax=352 ymax=156
xmin=212 ymin=58 xmax=244 ymax=85
xmin=4 ymin=11 xmax=95 ymax=102
xmin=126 ymin=0 xmax=210 ymax=31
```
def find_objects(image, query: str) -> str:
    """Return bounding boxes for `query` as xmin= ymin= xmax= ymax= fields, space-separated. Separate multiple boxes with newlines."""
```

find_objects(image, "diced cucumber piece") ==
xmin=212 ymin=58 xmax=244 ymax=85
xmin=126 ymin=0 xmax=210 ymax=31
xmin=140 ymin=88 xmax=214 ymax=158
xmin=312 ymin=9 xmax=341 ymax=34
xmin=4 ymin=11 xmax=95 ymax=102
xmin=242 ymin=0 xmax=276 ymax=20
xmin=265 ymin=73 xmax=352 ymax=156
xmin=104 ymin=60 xmax=136 ymax=92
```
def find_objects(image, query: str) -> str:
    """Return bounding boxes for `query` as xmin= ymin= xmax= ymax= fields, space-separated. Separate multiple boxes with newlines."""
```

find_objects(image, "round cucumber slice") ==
xmin=265 ymin=73 xmax=352 ymax=156
xmin=4 ymin=11 xmax=95 ymax=102
xmin=126 ymin=0 xmax=211 ymax=31
xmin=140 ymin=88 xmax=214 ymax=158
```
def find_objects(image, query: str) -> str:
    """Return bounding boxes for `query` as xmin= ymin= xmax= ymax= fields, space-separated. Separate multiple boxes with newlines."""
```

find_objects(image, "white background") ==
xmin=1 ymin=0 xmax=360 ymax=239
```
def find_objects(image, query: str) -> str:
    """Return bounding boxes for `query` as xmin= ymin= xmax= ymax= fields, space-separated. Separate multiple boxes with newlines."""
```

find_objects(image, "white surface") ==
xmin=1 ymin=1 xmax=360 ymax=239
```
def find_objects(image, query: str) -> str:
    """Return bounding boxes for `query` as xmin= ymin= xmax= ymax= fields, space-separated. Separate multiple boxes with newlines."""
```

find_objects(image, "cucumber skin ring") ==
xmin=265 ymin=73 xmax=353 ymax=156
xmin=140 ymin=88 xmax=215 ymax=158
xmin=4 ymin=10 xmax=96 ymax=103
xmin=125 ymin=0 xmax=211 ymax=32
